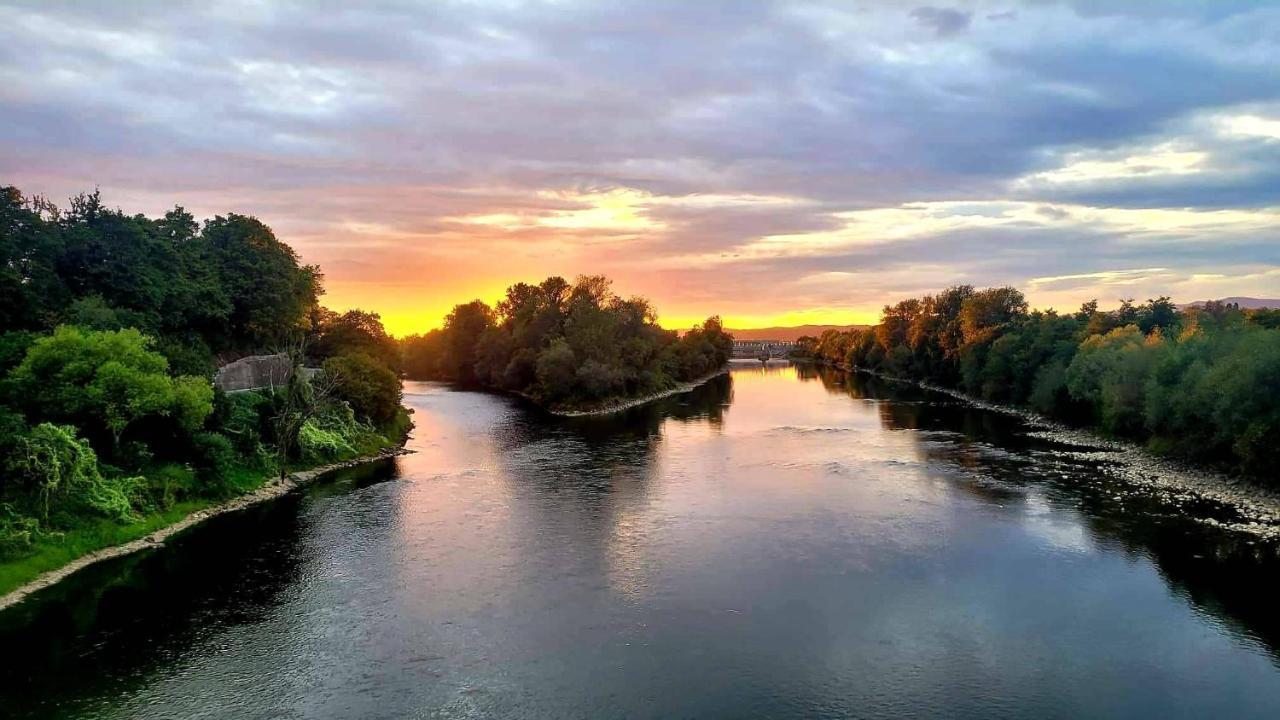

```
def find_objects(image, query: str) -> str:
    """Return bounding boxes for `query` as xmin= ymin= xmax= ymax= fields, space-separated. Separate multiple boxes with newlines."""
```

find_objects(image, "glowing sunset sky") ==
xmin=3 ymin=1 xmax=1278 ymax=335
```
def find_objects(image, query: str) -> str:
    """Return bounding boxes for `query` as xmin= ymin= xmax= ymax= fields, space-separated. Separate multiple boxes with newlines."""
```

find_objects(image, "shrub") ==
xmin=323 ymin=352 xmax=401 ymax=427
xmin=145 ymin=463 xmax=199 ymax=510
xmin=3 ymin=423 xmax=138 ymax=523
xmin=215 ymin=390 xmax=272 ymax=455
xmin=190 ymin=431 xmax=238 ymax=490
xmin=8 ymin=326 xmax=214 ymax=450
xmin=576 ymin=359 xmax=623 ymax=399
xmin=0 ymin=504 xmax=43 ymax=557
xmin=536 ymin=339 xmax=577 ymax=400
xmin=297 ymin=419 xmax=357 ymax=464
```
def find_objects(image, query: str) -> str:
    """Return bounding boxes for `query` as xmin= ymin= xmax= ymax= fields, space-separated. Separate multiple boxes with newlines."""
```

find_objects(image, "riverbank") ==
xmin=803 ymin=359 xmax=1280 ymax=540
xmin=547 ymin=366 xmax=729 ymax=416
xmin=0 ymin=448 xmax=409 ymax=611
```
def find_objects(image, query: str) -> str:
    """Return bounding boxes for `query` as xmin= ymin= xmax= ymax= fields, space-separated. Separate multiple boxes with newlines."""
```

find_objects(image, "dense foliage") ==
xmin=399 ymin=276 xmax=732 ymax=409
xmin=794 ymin=288 xmax=1280 ymax=477
xmin=1 ymin=186 xmax=322 ymax=366
xmin=0 ymin=187 xmax=408 ymax=564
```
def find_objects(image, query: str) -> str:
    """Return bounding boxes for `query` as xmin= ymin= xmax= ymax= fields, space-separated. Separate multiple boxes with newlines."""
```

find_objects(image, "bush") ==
xmin=3 ymin=423 xmax=138 ymax=523
xmin=0 ymin=504 xmax=43 ymax=558
xmin=323 ymin=352 xmax=401 ymax=427
xmin=190 ymin=431 xmax=238 ymax=490
xmin=297 ymin=420 xmax=357 ymax=465
xmin=576 ymin=359 xmax=623 ymax=399
xmin=292 ymin=400 xmax=386 ymax=465
xmin=215 ymin=390 xmax=272 ymax=455
xmin=8 ymin=326 xmax=214 ymax=451
xmin=536 ymin=339 xmax=577 ymax=400
xmin=145 ymin=463 xmax=199 ymax=510
xmin=1066 ymin=326 xmax=1163 ymax=436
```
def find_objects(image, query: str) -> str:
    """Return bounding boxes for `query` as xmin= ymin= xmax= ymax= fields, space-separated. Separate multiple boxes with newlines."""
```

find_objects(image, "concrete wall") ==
xmin=213 ymin=354 xmax=295 ymax=393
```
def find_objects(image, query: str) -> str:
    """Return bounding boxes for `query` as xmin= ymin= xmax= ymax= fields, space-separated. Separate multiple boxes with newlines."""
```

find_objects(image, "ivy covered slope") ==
xmin=0 ymin=186 xmax=410 ymax=596
xmin=397 ymin=275 xmax=733 ymax=412
xmin=794 ymin=286 xmax=1280 ymax=479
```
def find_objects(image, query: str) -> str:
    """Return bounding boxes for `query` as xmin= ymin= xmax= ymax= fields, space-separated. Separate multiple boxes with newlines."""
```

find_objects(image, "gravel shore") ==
xmin=548 ymin=367 xmax=729 ymax=417
xmin=823 ymin=361 xmax=1280 ymax=541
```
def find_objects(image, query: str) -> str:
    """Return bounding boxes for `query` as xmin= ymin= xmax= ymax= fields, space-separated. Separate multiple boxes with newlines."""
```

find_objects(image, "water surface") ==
xmin=4 ymin=363 xmax=1280 ymax=718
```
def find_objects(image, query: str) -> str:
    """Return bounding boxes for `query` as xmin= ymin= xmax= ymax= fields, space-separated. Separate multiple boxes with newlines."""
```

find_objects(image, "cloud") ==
xmin=911 ymin=7 xmax=973 ymax=37
xmin=0 ymin=0 xmax=1278 ymax=330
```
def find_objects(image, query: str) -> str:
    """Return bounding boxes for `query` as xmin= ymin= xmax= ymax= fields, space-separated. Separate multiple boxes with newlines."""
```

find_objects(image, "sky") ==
xmin=2 ymin=1 xmax=1278 ymax=335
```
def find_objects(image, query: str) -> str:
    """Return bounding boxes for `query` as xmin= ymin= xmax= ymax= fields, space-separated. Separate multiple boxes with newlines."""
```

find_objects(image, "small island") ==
xmin=397 ymin=276 xmax=733 ymax=414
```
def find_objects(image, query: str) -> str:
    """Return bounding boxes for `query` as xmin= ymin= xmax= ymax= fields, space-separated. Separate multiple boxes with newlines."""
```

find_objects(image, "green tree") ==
xmin=535 ymin=339 xmax=578 ymax=400
xmin=0 ymin=186 xmax=68 ymax=330
xmin=201 ymin=214 xmax=321 ymax=350
xmin=310 ymin=308 xmax=400 ymax=372
xmin=1066 ymin=325 xmax=1163 ymax=435
xmin=324 ymin=352 xmax=403 ymax=427
xmin=440 ymin=300 xmax=495 ymax=384
xmin=8 ymin=326 xmax=213 ymax=450
xmin=959 ymin=287 xmax=1028 ymax=348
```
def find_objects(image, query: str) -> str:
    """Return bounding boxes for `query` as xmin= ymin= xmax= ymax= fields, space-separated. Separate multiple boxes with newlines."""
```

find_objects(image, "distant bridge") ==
xmin=730 ymin=340 xmax=797 ymax=361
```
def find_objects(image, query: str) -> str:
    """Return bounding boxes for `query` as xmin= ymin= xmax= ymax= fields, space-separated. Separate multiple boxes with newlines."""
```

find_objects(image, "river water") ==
xmin=4 ymin=363 xmax=1280 ymax=719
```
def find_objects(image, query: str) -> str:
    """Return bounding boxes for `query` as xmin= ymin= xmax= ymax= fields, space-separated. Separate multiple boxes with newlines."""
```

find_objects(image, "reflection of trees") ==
xmin=493 ymin=373 xmax=732 ymax=453
xmin=0 ymin=460 xmax=400 ymax=719
xmin=727 ymin=361 xmax=795 ymax=380
xmin=485 ymin=374 xmax=733 ymax=601
xmin=796 ymin=362 xmax=1280 ymax=664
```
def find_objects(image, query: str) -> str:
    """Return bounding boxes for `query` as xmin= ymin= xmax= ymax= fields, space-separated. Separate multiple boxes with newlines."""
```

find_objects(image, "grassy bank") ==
xmin=0 ymin=500 xmax=215 ymax=598
xmin=0 ymin=406 xmax=412 ymax=601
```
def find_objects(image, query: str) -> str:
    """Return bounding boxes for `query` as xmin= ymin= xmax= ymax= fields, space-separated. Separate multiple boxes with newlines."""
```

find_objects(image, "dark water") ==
xmin=4 ymin=363 xmax=1280 ymax=719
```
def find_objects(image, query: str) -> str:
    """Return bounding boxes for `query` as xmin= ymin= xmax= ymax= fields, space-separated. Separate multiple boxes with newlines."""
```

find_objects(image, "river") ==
xmin=3 ymin=363 xmax=1280 ymax=718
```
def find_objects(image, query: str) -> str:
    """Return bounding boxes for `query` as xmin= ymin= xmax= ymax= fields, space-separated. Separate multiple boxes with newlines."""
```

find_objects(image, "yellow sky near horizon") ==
xmin=322 ymin=279 xmax=883 ymax=337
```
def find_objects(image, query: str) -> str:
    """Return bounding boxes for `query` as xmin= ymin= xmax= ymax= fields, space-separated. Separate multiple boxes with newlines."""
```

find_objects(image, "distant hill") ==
xmin=727 ymin=325 xmax=869 ymax=342
xmin=1181 ymin=297 xmax=1280 ymax=310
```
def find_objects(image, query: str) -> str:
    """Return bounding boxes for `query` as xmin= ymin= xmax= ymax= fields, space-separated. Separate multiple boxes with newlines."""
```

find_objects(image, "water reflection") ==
xmin=487 ymin=375 xmax=734 ymax=605
xmin=0 ymin=460 xmax=398 ymax=720
xmin=4 ymin=367 xmax=1280 ymax=718
xmin=795 ymin=362 xmax=1280 ymax=663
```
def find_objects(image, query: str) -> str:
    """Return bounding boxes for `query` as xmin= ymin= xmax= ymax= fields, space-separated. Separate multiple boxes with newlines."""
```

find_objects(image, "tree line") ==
xmin=398 ymin=275 xmax=733 ymax=410
xmin=0 ymin=186 xmax=406 ymax=566
xmin=793 ymin=287 xmax=1280 ymax=478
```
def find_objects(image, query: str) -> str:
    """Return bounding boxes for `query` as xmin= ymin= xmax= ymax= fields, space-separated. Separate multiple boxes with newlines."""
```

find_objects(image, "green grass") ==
xmin=0 ymin=499 xmax=216 ymax=597
xmin=0 ymin=413 xmax=412 ymax=600
xmin=0 ymin=455 xmax=376 ymax=598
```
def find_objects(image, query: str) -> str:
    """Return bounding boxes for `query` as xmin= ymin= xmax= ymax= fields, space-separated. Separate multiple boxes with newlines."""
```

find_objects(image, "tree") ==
xmin=310 ymin=308 xmax=400 ymax=371
xmin=8 ymin=326 xmax=213 ymax=451
xmin=1136 ymin=296 xmax=1179 ymax=335
xmin=396 ymin=275 xmax=731 ymax=409
xmin=1066 ymin=325 xmax=1163 ymax=436
xmin=959 ymin=287 xmax=1028 ymax=348
xmin=399 ymin=329 xmax=447 ymax=380
xmin=440 ymin=300 xmax=495 ymax=384
xmin=535 ymin=339 xmax=578 ymax=400
xmin=324 ymin=352 xmax=402 ymax=427
xmin=201 ymin=214 xmax=322 ymax=350
xmin=0 ymin=186 xmax=68 ymax=330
